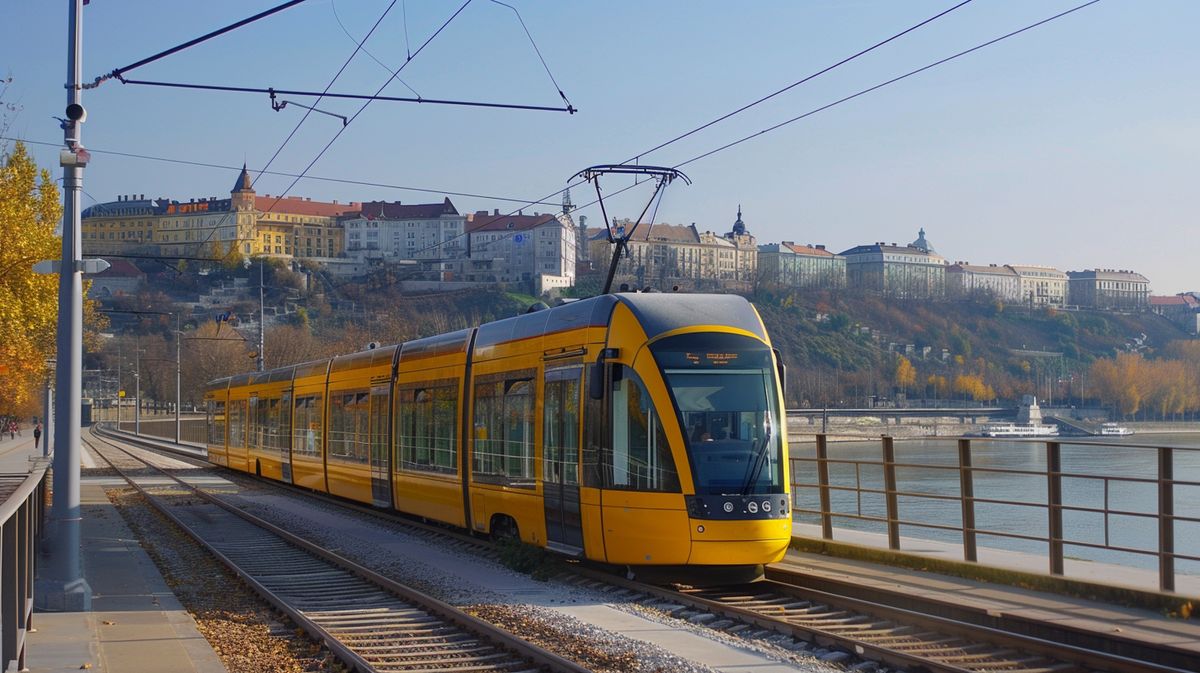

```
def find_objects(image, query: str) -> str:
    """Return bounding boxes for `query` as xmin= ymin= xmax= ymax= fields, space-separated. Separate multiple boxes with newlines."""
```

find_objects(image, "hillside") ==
xmin=752 ymin=290 xmax=1189 ymax=406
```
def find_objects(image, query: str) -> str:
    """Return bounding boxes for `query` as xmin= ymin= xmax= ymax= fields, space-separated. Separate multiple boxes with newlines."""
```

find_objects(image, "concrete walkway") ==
xmin=0 ymin=430 xmax=226 ymax=672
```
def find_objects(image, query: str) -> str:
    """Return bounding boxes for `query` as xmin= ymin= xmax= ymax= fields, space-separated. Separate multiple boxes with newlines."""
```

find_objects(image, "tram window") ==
xmin=207 ymin=400 xmax=226 ymax=446
xmin=228 ymin=400 xmax=247 ymax=449
xmin=369 ymin=386 xmax=388 ymax=469
xmin=278 ymin=394 xmax=291 ymax=455
xmin=292 ymin=395 xmax=322 ymax=457
xmin=610 ymin=373 xmax=680 ymax=492
xmin=397 ymin=384 xmax=457 ymax=475
xmin=582 ymin=368 xmax=604 ymax=488
xmin=248 ymin=397 xmax=260 ymax=450
xmin=544 ymin=369 xmax=581 ymax=485
xmin=331 ymin=391 xmax=370 ymax=463
xmin=472 ymin=372 xmax=535 ymax=487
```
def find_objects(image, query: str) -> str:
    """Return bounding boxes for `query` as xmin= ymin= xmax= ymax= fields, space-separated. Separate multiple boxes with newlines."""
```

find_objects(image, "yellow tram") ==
xmin=204 ymin=293 xmax=791 ymax=573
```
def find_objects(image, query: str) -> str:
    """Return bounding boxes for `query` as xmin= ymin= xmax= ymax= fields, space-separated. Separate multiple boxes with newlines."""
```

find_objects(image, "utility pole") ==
xmin=43 ymin=360 xmax=55 ymax=458
xmin=134 ymin=334 xmax=141 ymax=436
xmin=38 ymin=0 xmax=91 ymax=611
xmin=116 ymin=343 xmax=122 ymax=428
xmin=258 ymin=259 xmax=265 ymax=371
xmin=175 ymin=313 xmax=182 ymax=443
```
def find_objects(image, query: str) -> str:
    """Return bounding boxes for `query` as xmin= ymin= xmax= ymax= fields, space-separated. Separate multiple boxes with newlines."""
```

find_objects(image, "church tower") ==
xmin=230 ymin=164 xmax=258 ymax=258
xmin=231 ymin=164 xmax=255 ymax=211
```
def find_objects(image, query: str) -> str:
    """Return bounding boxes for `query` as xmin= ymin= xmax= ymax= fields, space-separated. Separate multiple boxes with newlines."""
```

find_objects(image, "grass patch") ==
xmin=496 ymin=539 xmax=563 ymax=581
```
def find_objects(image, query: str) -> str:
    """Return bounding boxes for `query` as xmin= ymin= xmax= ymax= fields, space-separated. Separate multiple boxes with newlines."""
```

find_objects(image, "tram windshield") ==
xmin=652 ymin=334 xmax=784 ymax=495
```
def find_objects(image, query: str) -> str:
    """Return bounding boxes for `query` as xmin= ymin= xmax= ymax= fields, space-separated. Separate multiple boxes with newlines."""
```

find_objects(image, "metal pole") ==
xmin=42 ymin=371 xmax=53 ymax=457
xmin=258 ymin=258 xmax=265 ymax=372
xmin=134 ymin=334 xmax=140 ymax=435
xmin=38 ymin=0 xmax=92 ymax=611
xmin=882 ymin=436 xmax=900 ymax=550
xmin=175 ymin=313 xmax=181 ymax=443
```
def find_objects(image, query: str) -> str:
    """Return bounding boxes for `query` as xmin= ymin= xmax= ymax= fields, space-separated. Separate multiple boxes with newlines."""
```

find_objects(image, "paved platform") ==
xmin=29 ymin=482 xmax=226 ymax=673
xmin=3 ymin=429 xmax=227 ymax=673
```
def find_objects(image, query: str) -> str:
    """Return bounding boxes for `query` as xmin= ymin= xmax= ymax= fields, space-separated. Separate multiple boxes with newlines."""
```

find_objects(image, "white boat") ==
xmin=980 ymin=423 xmax=1060 ymax=438
xmin=1099 ymin=422 xmax=1134 ymax=436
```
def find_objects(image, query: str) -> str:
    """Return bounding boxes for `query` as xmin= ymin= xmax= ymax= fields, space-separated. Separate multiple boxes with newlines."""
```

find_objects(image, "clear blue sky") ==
xmin=3 ymin=1 xmax=1197 ymax=292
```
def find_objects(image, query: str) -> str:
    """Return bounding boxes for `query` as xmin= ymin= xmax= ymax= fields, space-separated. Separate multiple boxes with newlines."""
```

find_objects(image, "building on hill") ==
xmin=85 ymin=259 xmax=145 ymax=299
xmin=1006 ymin=265 xmax=1068 ymax=307
xmin=587 ymin=206 xmax=757 ymax=290
xmin=1150 ymin=293 xmax=1200 ymax=334
xmin=340 ymin=198 xmax=466 ymax=278
xmin=463 ymin=209 xmax=576 ymax=292
xmin=946 ymin=262 xmax=1020 ymax=301
xmin=82 ymin=165 xmax=359 ymax=262
xmin=1068 ymin=269 xmax=1150 ymax=311
xmin=840 ymin=229 xmax=947 ymax=298
xmin=757 ymin=242 xmax=845 ymax=289
xmin=718 ymin=205 xmax=758 ymax=283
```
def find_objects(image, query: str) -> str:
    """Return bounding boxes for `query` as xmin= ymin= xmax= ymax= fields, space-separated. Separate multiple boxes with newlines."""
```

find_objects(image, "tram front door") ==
xmin=543 ymin=368 xmax=583 ymax=553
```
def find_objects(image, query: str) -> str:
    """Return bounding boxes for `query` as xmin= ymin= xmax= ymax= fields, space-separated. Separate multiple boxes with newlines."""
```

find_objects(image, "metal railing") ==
xmin=0 ymin=462 xmax=49 ymax=671
xmin=791 ymin=435 xmax=1200 ymax=593
xmin=113 ymin=414 xmax=208 ymax=447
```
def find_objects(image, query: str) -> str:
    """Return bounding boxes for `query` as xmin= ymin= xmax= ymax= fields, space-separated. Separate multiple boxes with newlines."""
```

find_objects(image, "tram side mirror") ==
xmin=589 ymin=361 xmax=605 ymax=400
xmin=773 ymin=348 xmax=787 ymax=394
xmin=589 ymin=348 xmax=621 ymax=400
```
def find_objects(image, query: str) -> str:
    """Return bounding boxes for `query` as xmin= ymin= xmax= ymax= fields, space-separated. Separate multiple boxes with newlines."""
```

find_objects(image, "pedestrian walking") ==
xmin=33 ymin=423 xmax=42 ymax=450
xmin=6 ymin=419 xmax=15 ymax=440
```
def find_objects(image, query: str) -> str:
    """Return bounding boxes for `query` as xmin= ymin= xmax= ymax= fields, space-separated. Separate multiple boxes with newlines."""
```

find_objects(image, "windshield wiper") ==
xmin=741 ymin=421 xmax=773 ymax=496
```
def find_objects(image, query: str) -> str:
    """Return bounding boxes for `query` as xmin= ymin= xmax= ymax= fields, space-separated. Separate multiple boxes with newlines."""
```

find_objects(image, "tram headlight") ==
xmin=723 ymin=501 xmax=734 ymax=513
xmin=747 ymin=501 xmax=759 ymax=514
xmin=762 ymin=500 xmax=771 ymax=513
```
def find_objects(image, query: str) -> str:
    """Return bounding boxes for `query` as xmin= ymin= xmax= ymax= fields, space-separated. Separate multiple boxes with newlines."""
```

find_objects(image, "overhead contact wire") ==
xmin=89 ymin=0 xmax=312 ymax=88
xmin=260 ymin=0 xmax=474 ymax=219
xmin=673 ymin=0 xmax=1102 ymax=170
xmin=624 ymin=0 xmax=976 ymax=164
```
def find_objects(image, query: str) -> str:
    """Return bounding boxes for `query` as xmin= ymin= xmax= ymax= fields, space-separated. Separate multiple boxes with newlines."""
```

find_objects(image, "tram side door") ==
xmin=543 ymin=368 xmax=584 ymax=554
xmin=369 ymin=384 xmax=391 ymax=507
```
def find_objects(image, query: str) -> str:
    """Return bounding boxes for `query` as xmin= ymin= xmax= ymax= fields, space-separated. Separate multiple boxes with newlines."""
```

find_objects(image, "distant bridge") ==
xmin=787 ymin=407 xmax=1014 ymax=426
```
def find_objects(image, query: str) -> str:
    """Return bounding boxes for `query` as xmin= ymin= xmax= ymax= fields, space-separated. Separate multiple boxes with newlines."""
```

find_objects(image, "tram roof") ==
xmin=473 ymin=292 xmax=764 ymax=351
xmin=615 ymin=292 xmax=766 ymax=342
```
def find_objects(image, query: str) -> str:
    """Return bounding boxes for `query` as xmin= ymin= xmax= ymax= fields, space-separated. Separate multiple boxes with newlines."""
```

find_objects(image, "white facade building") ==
xmin=342 ymin=198 xmax=466 ymax=263
xmin=464 ymin=210 xmax=576 ymax=289
xmin=1007 ymin=265 xmax=1068 ymax=306
xmin=946 ymin=263 xmax=1021 ymax=301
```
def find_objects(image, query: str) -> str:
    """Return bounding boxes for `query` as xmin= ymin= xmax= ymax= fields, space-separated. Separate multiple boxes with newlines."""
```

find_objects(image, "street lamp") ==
xmin=245 ymin=256 xmax=264 ymax=372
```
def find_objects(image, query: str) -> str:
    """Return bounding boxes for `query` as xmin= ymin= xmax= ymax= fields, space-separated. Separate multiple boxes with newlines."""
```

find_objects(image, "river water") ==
xmin=789 ymin=433 xmax=1200 ymax=577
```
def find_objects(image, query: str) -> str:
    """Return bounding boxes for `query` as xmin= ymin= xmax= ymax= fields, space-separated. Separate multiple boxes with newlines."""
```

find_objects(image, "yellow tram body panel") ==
xmin=687 ymin=517 xmax=792 ymax=564
xmin=598 ymin=491 xmax=691 ymax=565
xmin=392 ymin=330 xmax=472 ymax=528
xmin=325 ymin=346 xmax=397 ymax=505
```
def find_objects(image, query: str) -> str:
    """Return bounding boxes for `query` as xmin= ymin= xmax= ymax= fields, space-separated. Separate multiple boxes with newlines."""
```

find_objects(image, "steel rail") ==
xmin=764 ymin=566 xmax=1200 ymax=673
xmin=83 ymin=429 xmax=590 ymax=673
xmin=648 ymin=571 xmax=1191 ymax=673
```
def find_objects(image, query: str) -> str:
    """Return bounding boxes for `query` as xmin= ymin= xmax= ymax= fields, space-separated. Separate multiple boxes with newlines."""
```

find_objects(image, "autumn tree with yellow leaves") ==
xmin=1089 ymin=349 xmax=1200 ymax=419
xmin=0 ymin=142 xmax=65 ymax=415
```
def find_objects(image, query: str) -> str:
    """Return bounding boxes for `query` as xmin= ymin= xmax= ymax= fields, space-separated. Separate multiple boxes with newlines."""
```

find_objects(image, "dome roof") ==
xmin=910 ymin=227 xmax=935 ymax=253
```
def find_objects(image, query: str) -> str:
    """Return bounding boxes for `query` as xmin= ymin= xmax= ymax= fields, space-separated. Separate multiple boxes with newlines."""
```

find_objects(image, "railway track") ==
xmin=564 ymin=571 xmax=1193 ymax=673
xmin=95 ymin=427 xmax=1195 ymax=673
xmin=83 ymin=430 xmax=590 ymax=673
